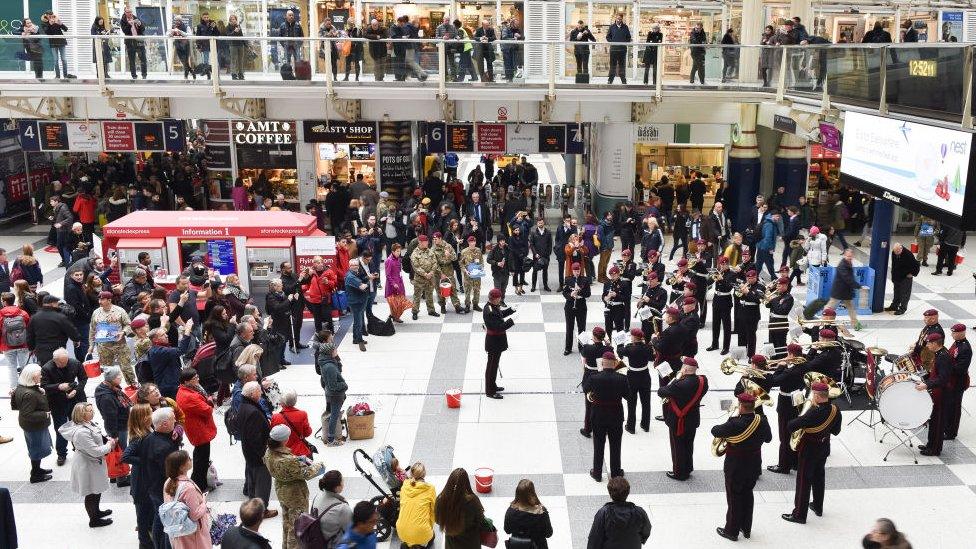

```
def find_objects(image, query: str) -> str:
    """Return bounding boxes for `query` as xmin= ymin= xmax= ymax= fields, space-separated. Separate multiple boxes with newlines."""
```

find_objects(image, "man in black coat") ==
xmin=221 ymin=499 xmax=274 ymax=549
xmin=933 ymin=224 xmax=962 ymax=276
xmin=782 ymin=382 xmax=842 ymax=524
xmin=917 ymin=333 xmax=954 ymax=456
xmin=887 ymin=243 xmax=919 ymax=315
xmin=659 ymin=357 xmax=709 ymax=480
xmin=712 ymin=392 xmax=772 ymax=541
xmin=618 ymin=203 xmax=639 ymax=253
xmin=41 ymin=348 xmax=87 ymax=463
xmin=617 ymin=328 xmax=653 ymax=433
xmin=483 ymin=288 xmax=514 ymax=400
xmin=587 ymin=477 xmax=652 ymax=548
xmin=824 ymin=248 xmax=860 ymax=329
xmin=767 ymin=343 xmax=807 ymax=475
xmin=0 ymin=248 xmax=9 ymax=293
xmin=688 ymin=172 xmax=707 ymax=212
xmin=279 ymin=262 xmax=308 ymax=352
xmin=27 ymin=295 xmax=80 ymax=365
xmin=528 ymin=218 xmax=553 ymax=292
xmin=946 ymin=324 xmax=971 ymax=440
xmin=583 ymin=352 xmax=630 ymax=481
xmin=238 ymin=382 xmax=277 ymax=515
xmin=580 ymin=327 xmax=614 ymax=438
xmin=605 ymin=13 xmax=631 ymax=84
xmin=62 ymin=268 xmax=93 ymax=360
xmin=123 ymin=407 xmax=180 ymax=546
xmin=562 ymin=262 xmax=591 ymax=355
xmin=466 ymin=192 xmax=493 ymax=241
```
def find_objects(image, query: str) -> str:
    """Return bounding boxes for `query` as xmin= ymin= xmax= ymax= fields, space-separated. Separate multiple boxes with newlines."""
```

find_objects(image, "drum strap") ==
xmin=803 ymin=405 xmax=837 ymax=435
xmin=726 ymin=414 xmax=762 ymax=445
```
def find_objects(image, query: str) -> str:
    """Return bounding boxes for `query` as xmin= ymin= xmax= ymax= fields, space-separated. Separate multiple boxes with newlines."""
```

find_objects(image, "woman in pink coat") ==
xmin=384 ymin=244 xmax=408 ymax=322
xmin=163 ymin=450 xmax=212 ymax=548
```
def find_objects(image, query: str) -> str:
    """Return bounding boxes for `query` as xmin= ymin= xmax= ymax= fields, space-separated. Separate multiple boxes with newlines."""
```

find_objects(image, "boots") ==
xmin=29 ymin=460 xmax=51 ymax=483
xmin=85 ymin=494 xmax=113 ymax=527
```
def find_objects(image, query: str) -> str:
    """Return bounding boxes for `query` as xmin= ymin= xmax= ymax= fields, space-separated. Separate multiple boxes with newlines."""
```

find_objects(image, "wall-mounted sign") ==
xmin=302 ymin=121 xmax=377 ymax=143
xmin=205 ymin=145 xmax=232 ymax=170
xmin=566 ymin=123 xmax=585 ymax=155
xmin=103 ymin=122 xmax=136 ymax=151
xmin=378 ymin=121 xmax=414 ymax=186
xmin=635 ymin=123 xmax=675 ymax=143
xmin=773 ymin=114 xmax=797 ymax=134
xmin=539 ymin=125 xmax=566 ymax=153
xmin=18 ymin=119 xmax=184 ymax=153
xmin=476 ymin=124 xmax=505 ymax=153
xmin=448 ymin=124 xmax=475 ymax=153
xmin=819 ymin=122 xmax=841 ymax=152
xmin=233 ymin=120 xmax=295 ymax=145
xmin=202 ymin=120 xmax=231 ymax=143
xmin=134 ymin=122 xmax=165 ymax=151
xmin=424 ymin=122 xmax=446 ymax=153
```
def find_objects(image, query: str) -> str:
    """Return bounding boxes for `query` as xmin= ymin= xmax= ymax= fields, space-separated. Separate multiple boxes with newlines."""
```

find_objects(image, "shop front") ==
xmin=633 ymin=123 xmax=728 ymax=210
xmin=303 ymin=120 xmax=378 ymax=198
xmin=232 ymin=120 xmax=299 ymax=204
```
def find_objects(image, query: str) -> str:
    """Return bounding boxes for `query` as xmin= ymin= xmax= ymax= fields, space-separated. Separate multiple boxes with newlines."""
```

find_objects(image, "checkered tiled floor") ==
xmin=2 ymin=227 xmax=975 ymax=548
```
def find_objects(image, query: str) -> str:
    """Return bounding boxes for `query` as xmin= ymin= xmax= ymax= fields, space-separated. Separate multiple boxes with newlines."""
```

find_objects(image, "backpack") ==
xmin=295 ymin=502 xmax=343 ymax=548
xmin=1 ymin=314 xmax=27 ymax=348
xmin=9 ymin=264 xmax=24 ymax=283
xmin=224 ymin=405 xmax=241 ymax=439
xmin=158 ymin=482 xmax=198 ymax=537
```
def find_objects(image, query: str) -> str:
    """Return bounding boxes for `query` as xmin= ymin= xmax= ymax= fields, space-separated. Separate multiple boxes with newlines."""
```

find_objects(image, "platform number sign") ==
xmin=17 ymin=120 xmax=40 ymax=151
xmin=566 ymin=123 xmax=585 ymax=154
xmin=425 ymin=122 xmax=446 ymax=153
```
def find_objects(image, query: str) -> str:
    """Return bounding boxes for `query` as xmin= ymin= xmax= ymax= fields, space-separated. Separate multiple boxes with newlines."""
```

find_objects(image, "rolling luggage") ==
xmin=295 ymin=60 xmax=312 ymax=80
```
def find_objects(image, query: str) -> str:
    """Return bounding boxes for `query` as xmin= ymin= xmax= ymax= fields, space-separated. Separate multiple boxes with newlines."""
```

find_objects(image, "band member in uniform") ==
xmin=912 ymin=309 xmax=944 ymax=370
xmin=617 ymin=328 xmax=653 ymax=433
xmin=707 ymin=256 xmax=735 ymax=354
xmin=802 ymin=307 xmax=851 ymax=342
xmin=733 ymin=355 xmax=774 ymax=415
xmin=659 ymin=357 xmax=709 ymax=480
xmin=667 ymin=258 xmax=691 ymax=304
xmin=736 ymin=270 xmax=763 ymax=357
xmin=580 ymin=327 xmax=614 ymax=438
xmin=917 ymin=332 xmax=953 ymax=456
xmin=652 ymin=306 xmax=687 ymax=422
xmin=602 ymin=266 xmax=627 ymax=334
xmin=583 ymin=351 xmax=630 ymax=481
xmin=767 ymin=343 xmax=806 ymax=474
xmin=804 ymin=329 xmax=843 ymax=381
xmin=946 ymin=324 xmax=971 ymax=440
xmin=562 ymin=262 xmax=591 ymax=355
xmin=712 ymin=392 xmax=772 ymax=541
xmin=483 ymin=288 xmax=514 ymax=400
xmin=736 ymin=249 xmax=755 ymax=282
xmin=731 ymin=250 xmax=754 ymax=332
xmin=766 ymin=277 xmax=794 ymax=358
xmin=637 ymin=272 xmax=667 ymax=337
xmin=645 ymin=249 xmax=666 ymax=283
xmin=688 ymin=251 xmax=710 ymax=322
xmin=618 ymin=249 xmax=638 ymax=328
xmin=679 ymin=296 xmax=700 ymax=358
xmin=781 ymin=382 xmax=842 ymax=524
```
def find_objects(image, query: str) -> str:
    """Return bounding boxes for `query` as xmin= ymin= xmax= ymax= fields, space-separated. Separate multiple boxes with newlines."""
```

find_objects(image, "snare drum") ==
xmin=877 ymin=372 xmax=932 ymax=429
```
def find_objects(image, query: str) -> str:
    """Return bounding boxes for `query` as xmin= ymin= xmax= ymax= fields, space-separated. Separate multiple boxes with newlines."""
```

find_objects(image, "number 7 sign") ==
xmin=566 ymin=123 xmax=585 ymax=155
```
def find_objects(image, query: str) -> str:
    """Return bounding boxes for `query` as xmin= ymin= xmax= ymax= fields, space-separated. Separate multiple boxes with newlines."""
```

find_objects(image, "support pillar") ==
xmin=868 ymin=199 xmax=894 ymax=313
xmin=727 ymin=104 xmax=761 ymax=232
xmin=773 ymin=133 xmax=808 ymax=208
xmin=739 ymin=0 xmax=763 ymax=83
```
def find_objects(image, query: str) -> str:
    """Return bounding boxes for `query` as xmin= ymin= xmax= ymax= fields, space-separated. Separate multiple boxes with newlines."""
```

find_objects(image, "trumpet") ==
xmin=708 ymin=267 xmax=721 ymax=281
xmin=660 ymin=370 xmax=686 ymax=406
xmin=760 ymin=288 xmax=779 ymax=304
xmin=666 ymin=271 xmax=683 ymax=286
xmin=720 ymin=357 xmax=770 ymax=378
xmin=765 ymin=355 xmax=808 ymax=369
xmin=734 ymin=282 xmax=751 ymax=297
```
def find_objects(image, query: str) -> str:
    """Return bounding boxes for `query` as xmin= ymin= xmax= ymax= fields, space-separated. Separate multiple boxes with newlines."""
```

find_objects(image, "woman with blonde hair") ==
xmin=12 ymin=279 xmax=38 ymax=315
xmin=125 ymin=403 xmax=156 ymax=547
xmin=58 ymin=401 xmax=116 ymax=527
xmin=397 ymin=462 xmax=437 ymax=548
xmin=162 ymin=450 xmax=212 ymax=548
xmin=504 ymin=479 xmax=553 ymax=548
xmin=10 ymin=363 xmax=54 ymax=483
xmin=235 ymin=343 xmax=264 ymax=368
xmin=12 ymin=244 xmax=43 ymax=289
xmin=564 ymin=233 xmax=587 ymax=278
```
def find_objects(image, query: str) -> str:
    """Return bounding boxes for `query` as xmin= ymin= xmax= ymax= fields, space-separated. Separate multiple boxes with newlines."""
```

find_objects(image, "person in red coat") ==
xmin=336 ymin=238 xmax=351 ymax=280
xmin=175 ymin=368 xmax=217 ymax=492
xmin=270 ymin=389 xmax=314 ymax=458
xmin=300 ymin=257 xmax=337 ymax=333
xmin=72 ymin=184 xmax=98 ymax=244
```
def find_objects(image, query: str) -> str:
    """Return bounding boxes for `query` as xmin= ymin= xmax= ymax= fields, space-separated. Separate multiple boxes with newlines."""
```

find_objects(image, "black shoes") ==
xmin=429 ymin=311 xmax=440 ymax=317
xmin=720 ymin=349 xmax=730 ymax=355
xmin=412 ymin=311 xmax=419 ymax=320
xmin=116 ymin=476 xmax=131 ymax=488
xmin=579 ymin=429 xmax=591 ymax=438
xmin=781 ymin=514 xmax=805 ymax=524
xmin=919 ymin=449 xmax=939 ymax=456
xmin=767 ymin=465 xmax=791 ymax=475
xmin=544 ymin=287 xmax=552 ymax=292
xmin=932 ymin=271 xmax=942 ymax=276
xmin=655 ymin=415 xmax=665 ymax=422
xmin=666 ymin=471 xmax=687 ymax=481
xmin=884 ymin=305 xmax=896 ymax=311
xmin=29 ymin=474 xmax=52 ymax=483
xmin=281 ymin=360 xmax=292 ymax=366
xmin=706 ymin=345 xmax=718 ymax=352
xmin=89 ymin=518 xmax=113 ymax=528
xmin=57 ymin=456 xmax=66 ymax=466
xmin=625 ymin=426 xmax=636 ymax=434
xmin=358 ymin=342 xmax=366 ymax=352
xmin=894 ymin=309 xmax=906 ymax=315
xmin=563 ymin=350 xmax=572 ymax=356
xmin=296 ymin=343 xmax=309 ymax=350
xmin=473 ymin=305 xmax=483 ymax=311
xmin=716 ymin=527 xmax=738 ymax=542
xmin=808 ymin=503 xmax=822 ymax=517
xmin=589 ymin=469 xmax=601 ymax=482
xmin=486 ymin=393 xmax=503 ymax=400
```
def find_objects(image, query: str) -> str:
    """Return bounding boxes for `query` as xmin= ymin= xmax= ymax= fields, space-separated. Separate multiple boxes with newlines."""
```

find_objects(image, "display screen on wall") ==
xmin=18 ymin=120 xmax=185 ymax=153
xmin=840 ymin=111 xmax=975 ymax=226
xmin=237 ymin=145 xmax=296 ymax=169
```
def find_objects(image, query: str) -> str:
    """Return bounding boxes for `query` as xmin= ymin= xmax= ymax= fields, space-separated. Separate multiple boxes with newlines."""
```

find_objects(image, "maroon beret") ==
xmin=98 ymin=291 xmax=114 ymax=300
xmin=601 ymin=351 xmax=617 ymax=361
xmin=923 ymin=309 xmax=938 ymax=317
xmin=418 ymin=235 xmax=429 ymax=242
xmin=630 ymin=328 xmax=644 ymax=338
xmin=926 ymin=332 xmax=944 ymax=342
xmin=737 ymin=392 xmax=757 ymax=403
xmin=751 ymin=354 xmax=767 ymax=365
xmin=682 ymin=357 xmax=699 ymax=368
xmin=677 ymin=259 xmax=688 ymax=267
xmin=951 ymin=323 xmax=966 ymax=333
xmin=488 ymin=288 xmax=502 ymax=299
xmin=593 ymin=326 xmax=606 ymax=337
xmin=819 ymin=328 xmax=836 ymax=339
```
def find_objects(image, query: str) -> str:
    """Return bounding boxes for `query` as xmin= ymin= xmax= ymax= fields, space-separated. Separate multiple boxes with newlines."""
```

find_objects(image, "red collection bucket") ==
xmin=439 ymin=281 xmax=453 ymax=298
xmin=956 ymin=252 xmax=965 ymax=265
xmin=910 ymin=242 xmax=919 ymax=254
xmin=446 ymin=389 xmax=462 ymax=408
xmin=83 ymin=358 xmax=101 ymax=378
xmin=474 ymin=467 xmax=494 ymax=493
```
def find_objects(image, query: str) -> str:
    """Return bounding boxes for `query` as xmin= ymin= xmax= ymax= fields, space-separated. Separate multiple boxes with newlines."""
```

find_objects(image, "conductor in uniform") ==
xmin=917 ymin=332 xmax=953 ymax=456
xmin=659 ymin=357 xmax=709 ymax=480
xmin=782 ymin=381 xmax=842 ymax=524
xmin=712 ymin=392 xmax=772 ymax=541
xmin=580 ymin=327 xmax=614 ymax=438
xmin=617 ymin=328 xmax=653 ymax=433
xmin=766 ymin=277 xmax=794 ymax=358
xmin=707 ymin=256 xmax=735 ymax=355
xmin=562 ymin=262 xmax=591 ymax=355
xmin=946 ymin=324 xmax=971 ymax=440
xmin=767 ymin=343 xmax=806 ymax=474
xmin=583 ymin=351 xmax=630 ymax=482
xmin=483 ymin=288 xmax=514 ymax=400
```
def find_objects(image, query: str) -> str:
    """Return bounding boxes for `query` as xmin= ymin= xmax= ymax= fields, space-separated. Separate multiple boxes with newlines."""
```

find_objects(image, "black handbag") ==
xmin=505 ymin=534 xmax=537 ymax=549
xmin=280 ymin=409 xmax=318 ymax=455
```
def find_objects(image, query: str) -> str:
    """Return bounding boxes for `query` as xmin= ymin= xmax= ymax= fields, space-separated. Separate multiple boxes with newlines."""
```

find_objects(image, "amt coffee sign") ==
xmin=233 ymin=121 xmax=296 ymax=145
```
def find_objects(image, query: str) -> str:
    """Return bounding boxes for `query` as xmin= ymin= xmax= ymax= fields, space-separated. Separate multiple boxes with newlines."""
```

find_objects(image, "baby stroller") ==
xmin=352 ymin=446 xmax=403 ymax=542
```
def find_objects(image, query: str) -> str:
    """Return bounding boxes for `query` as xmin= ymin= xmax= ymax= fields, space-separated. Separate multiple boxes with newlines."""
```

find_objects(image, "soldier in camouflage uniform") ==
xmin=459 ymin=235 xmax=485 ymax=312
xmin=433 ymin=232 xmax=463 ymax=314
xmin=410 ymin=234 xmax=440 ymax=320
xmin=264 ymin=424 xmax=324 ymax=549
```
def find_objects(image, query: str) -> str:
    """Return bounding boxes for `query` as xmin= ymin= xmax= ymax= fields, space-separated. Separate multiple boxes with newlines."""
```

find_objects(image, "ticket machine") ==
xmin=246 ymin=239 xmax=295 ymax=304
xmin=114 ymin=239 xmax=169 ymax=280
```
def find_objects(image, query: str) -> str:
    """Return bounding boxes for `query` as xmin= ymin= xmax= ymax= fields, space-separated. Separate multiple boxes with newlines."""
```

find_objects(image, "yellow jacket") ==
xmin=395 ymin=480 xmax=436 ymax=545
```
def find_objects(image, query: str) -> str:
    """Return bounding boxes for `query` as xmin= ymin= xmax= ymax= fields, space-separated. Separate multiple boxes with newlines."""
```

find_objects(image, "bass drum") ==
xmin=877 ymin=372 xmax=932 ymax=429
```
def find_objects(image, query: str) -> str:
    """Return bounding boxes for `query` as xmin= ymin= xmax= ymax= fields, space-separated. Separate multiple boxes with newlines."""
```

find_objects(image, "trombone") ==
xmin=768 ymin=340 xmax=842 ymax=355
xmin=767 ymin=316 xmax=850 ymax=330
xmin=719 ymin=357 xmax=770 ymax=378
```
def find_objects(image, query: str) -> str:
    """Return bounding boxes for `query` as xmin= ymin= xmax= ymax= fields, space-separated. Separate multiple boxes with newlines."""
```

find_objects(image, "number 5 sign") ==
xmin=425 ymin=122 xmax=446 ymax=153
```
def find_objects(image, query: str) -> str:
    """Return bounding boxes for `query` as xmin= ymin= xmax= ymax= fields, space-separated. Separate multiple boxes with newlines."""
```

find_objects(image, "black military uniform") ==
xmin=580 ymin=336 xmax=614 ymax=437
xmin=618 ymin=338 xmax=654 ymax=432
xmin=946 ymin=333 xmax=972 ymax=440
xmin=913 ymin=318 xmax=944 ymax=366
xmin=804 ymin=342 xmax=842 ymax=382
xmin=920 ymin=344 xmax=953 ymax=456
xmin=646 ymin=258 xmax=666 ymax=285
xmin=731 ymin=257 xmax=754 ymax=333
xmin=709 ymin=267 xmax=736 ymax=353
xmin=786 ymin=400 xmax=842 ymax=523
xmin=736 ymin=279 xmax=763 ymax=357
xmin=767 ymin=360 xmax=807 ymax=473
xmin=602 ymin=274 xmax=627 ymax=334
xmin=732 ymin=371 xmax=774 ymax=416
xmin=619 ymin=257 xmax=639 ymax=329
xmin=483 ymin=299 xmax=515 ymax=398
xmin=562 ymin=272 xmax=591 ymax=354
xmin=688 ymin=259 xmax=710 ymax=322
xmin=659 ymin=369 xmax=708 ymax=479
xmin=582 ymin=364 xmax=630 ymax=479
xmin=652 ymin=315 xmax=686 ymax=375
xmin=711 ymin=402 xmax=772 ymax=540
xmin=638 ymin=279 xmax=668 ymax=337
xmin=678 ymin=305 xmax=701 ymax=358
xmin=766 ymin=289 xmax=794 ymax=358
xmin=280 ymin=269 xmax=307 ymax=351
xmin=667 ymin=266 xmax=689 ymax=305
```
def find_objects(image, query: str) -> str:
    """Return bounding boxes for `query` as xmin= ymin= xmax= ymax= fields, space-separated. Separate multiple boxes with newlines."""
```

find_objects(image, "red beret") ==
xmin=777 ymin=277 xmax=789 ymax=285
xmin=682 ymin=357 xmax=699 ymax=368
xmin=622 ymin=249 xmax=632 ymax=257
xmin=742 ymin=249 xmax=752 ymax=256
xmin=822 ymin=307 xmax=836 ymax=316
xmin=737 ymin=392 xmax=757 ymax=403
xmin=677 ymin=259 xmax=688 ymax=267
xmin=418 ymin=234 xmax=429 ymax=242
xmin=685 ymin=281 xmax=697 ymax=291
xmin=593 ymin=327 xmax=606 ymax=337
xmin=811 ymin=382 xmax=829 ymax=393
xmin=648 ymin=250 xmax=659 ymax=258
xmin=683 ymin=296 xmax=697 ymax=306
xmin=433 ymin=232 xmax=443 ymax=238
xmin=952 ymin=323 xmax=966 ymax=333
xmin=718 ymin=256 xmax=729 ymax=264
xmin=779 ymin=265 xmax=790 ymax=272
xmin=608 ymin=266 xmax=620 ymax=275
xmin=601 ymin=351 xmax=617 ymax=361
xmin=751 ymin=354 xmax=767 ymax=365
xmin=666 ymin=306 xmax=680 ymax=315
xmin=130 ymin=318 xmax=147 ymax=329
xmin=926 ymin=332 xmax=944 ymax=342
xmin=746 ymin=270 xmax=758 ymax=277
xmin=819 ymin=328 xmax=836 ymax=339
xmin=646 ymin=272 xmax=659 ymax=281
xmin=413 ymin=189 xmax=422 ymax=196
xmin=630 ymin=328 xmax=644 ymax=338
xmin=923 ymin=309 xmax=938 ymax=317
xmin=571 ymin=262 xmax=582 ymax=270
xmin=787 ymin=343 xmax=803 ymax=355
xmin=467 ymin=236 xmax=477 ymax=243
xmin=98 ymin=291 xmax=114 ymax=300
xmin=488 ymin=288 xmax=503 ymax=299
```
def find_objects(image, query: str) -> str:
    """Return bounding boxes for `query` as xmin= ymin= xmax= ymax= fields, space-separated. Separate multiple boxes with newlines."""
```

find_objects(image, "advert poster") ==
xmin=67 ymin=122 xmax=103 ymax=152
xmin=378 ymin=121 xmax=413 ymax=187
xmin=506 ymin=125 xmax=539 ymax=155
xmin=295 ymin=236 xmax=337 ymax=269
xmin=940 ymin=11 xmax=964 ymax=42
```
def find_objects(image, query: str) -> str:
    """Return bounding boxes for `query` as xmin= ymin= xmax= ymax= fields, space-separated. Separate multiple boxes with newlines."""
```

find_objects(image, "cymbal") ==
xmin=866 ymin=346 xmax=887 ymax=355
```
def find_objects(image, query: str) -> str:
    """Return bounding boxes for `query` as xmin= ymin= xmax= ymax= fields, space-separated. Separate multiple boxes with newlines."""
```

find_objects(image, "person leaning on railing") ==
xmin=363 ymin=19 xmax=389 ymax=82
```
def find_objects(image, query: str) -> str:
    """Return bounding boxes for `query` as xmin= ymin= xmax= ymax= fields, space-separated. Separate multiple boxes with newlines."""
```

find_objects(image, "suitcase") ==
xmin=576 ymin=72 xmax=590 ymax=84
xmin=195 ymin=63 xmax=212 ymax=77
xmin=295 ymin=60 xmax=311 ymax=80
xmin=280 ymin=63 xmax=295 ymax=80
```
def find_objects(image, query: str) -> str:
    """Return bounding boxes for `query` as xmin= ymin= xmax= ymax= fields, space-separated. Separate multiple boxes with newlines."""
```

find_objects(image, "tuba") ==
xmin=713 ymin=411 xmax=763 ymax=456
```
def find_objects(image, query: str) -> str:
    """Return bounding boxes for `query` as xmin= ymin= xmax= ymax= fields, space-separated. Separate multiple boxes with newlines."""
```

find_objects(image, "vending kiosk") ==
xmin=101 ymin=211 xmax=332 ymax=293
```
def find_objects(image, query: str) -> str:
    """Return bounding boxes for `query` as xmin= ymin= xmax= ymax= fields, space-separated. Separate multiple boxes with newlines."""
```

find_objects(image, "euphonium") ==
xmin=789 ymin=397 xmax=815 ymax=451
xmin=803 ymin=371 xmax=842 ymax=400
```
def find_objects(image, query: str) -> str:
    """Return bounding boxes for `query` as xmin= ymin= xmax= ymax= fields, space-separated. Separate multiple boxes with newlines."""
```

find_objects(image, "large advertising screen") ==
xmin=840 ymin=111 xmax=973 ymax=223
